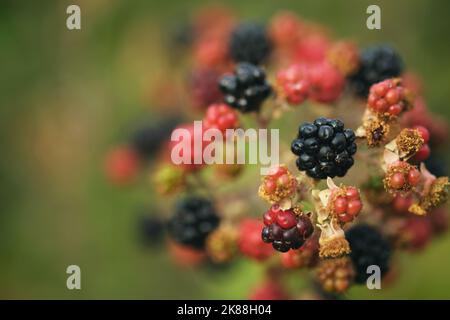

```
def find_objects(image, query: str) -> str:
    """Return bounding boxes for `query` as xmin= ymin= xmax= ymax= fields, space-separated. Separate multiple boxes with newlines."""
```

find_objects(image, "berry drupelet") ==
xmin=219 ymin=62 xmax=272 ymax=113
xmin=258 ymin=165 xmax=298 ymax=204
xmin=349 ymin=45 xmax=404 ymax=97
xmin=261 ymin=205 xmax=314 ymax=252
xmin=229 ymin=22 xmax=272 ymax=65
xmin=346 ymin=224 xmax=392 ymax=284
xmin=167 ymin=196 xmax=220 ymax=250
xmin=292 ymin=118 xmax=357 ymax=179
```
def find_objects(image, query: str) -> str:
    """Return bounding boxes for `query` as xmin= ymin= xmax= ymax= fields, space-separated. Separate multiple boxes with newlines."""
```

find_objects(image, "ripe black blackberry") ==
xmin=291 ymin=118 xmax=357 ymax=180
xmin=349 ymin=44 xmax=404 ymax=97
xmin=229 ymin=22 xmax=272 ymax=65
xmin=219 ymin=62 xmax=272 ymax=113
xmin=346 ymin=224 xmax=392 ymax=284
xmin=168 ymin=196 xmax=220 ymax=249
xmin=261 ymin=208 xmax=314 ymax=253
xmin=130 ymin=116 xmax=180 ymax=160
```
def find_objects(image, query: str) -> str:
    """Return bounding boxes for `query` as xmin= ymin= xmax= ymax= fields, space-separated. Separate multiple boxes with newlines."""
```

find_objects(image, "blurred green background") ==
xmin=0 ymin=0 xmax=449 ymax=299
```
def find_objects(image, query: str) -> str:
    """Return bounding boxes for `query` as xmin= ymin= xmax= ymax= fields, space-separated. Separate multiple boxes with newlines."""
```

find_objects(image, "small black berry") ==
xmin=229 ymin=22 xmax=272 ymax=65
xmin=349 ymin=44 xmax=404 ymax=97
xmin=219 ymin=63 xmax=272 ymax=113
xmin=292 ymin=118 xmax=357 ymax=179
xmin=346 ymin=224 xmax=392 ymax=284
xmin=168 ymin=196 xmax=220 ymax=249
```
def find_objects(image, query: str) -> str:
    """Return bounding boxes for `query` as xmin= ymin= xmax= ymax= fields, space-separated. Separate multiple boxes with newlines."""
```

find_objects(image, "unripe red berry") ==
xmin=238 ymin=219 xmax=273 ymax=261
xmin=204 ymin=103 xmax=239 ymax=134
xmin=105 ymin=146 xmax=140 ymax=185
xmin=276 ymin=64 xmax=309 ymax=105
xmin=368 ymin=79 xmax=408 ymax=117
xmin=307 ymin=62 xmax=345 ymax=103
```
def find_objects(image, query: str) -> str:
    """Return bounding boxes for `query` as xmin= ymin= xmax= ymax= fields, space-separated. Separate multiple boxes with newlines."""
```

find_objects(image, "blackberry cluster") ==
xmin=346 ymin=224 xmax=392 ymax=283
xmin=291 ymin=118 xmax=357 ymax=179
xmin=168 ymin=196 xmax=220 ymax=249
xmin=229 ymin=22 xmax=272 ymax=65
xmin=130 ymin=116 xmax=180 ymax=159
xmin=262 ymin=208 xmax=314 ymax=253
xmin=219 ymin=62 xmax=272 ymax=113
xmin=349 ymin=45 xmax=404 ymax=97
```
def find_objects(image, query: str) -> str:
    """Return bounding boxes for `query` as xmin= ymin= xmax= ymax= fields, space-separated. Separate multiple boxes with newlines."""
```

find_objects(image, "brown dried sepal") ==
xmin=409 ymin=177 xmax=449 ymax=215
xmin=396 ymin=128 xmax=424 ymax=159
xmin=365 ymin=118 xmax=391 ymax=148
xmin=205 ymin=225 xmax=238 ymax=263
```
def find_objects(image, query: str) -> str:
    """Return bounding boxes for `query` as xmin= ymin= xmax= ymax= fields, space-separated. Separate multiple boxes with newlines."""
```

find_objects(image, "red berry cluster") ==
xmin=203 ymin=103 xmax=240 ymax=134
xmin=368 ymin=78 xmax=409 ymax=117
xmin=238 ymin=219 xmax=273 ymax=261
xmin=276 ymin=64 xmax=309 ymax=105
xmin=168 ymin=123 xmax=210 ymax=171
xmin=259 ymin=165 xmax=297 ymax=203
xmin=384 ymin=161 xmax=421 ymax=193
xmin=307 ymin=62 xmax=345 ymax=104
xmin=276 ymin=62 xmax=344 ymax=105
xmin=261 ymin=205 xmax=314 ymax=252
xmin=105 ymin=146 xmax=140 ymax=185
xmin=280 ymin=236 xmax=318 ymax=269
xmin=329 ymin=186 xmax=363 ymax=223
xmin=411 ymin=125 xmax=431 ymax=162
